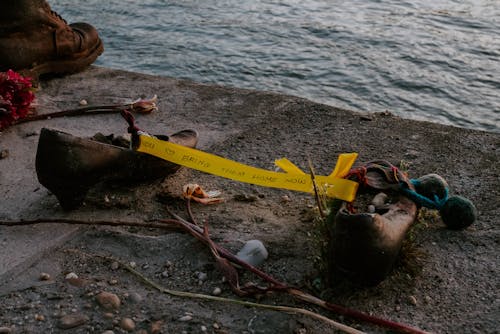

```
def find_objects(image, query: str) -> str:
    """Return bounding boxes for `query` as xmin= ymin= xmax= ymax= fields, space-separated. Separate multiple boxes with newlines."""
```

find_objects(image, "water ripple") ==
xmin=53 ymin=0 xmax=500 ymax=132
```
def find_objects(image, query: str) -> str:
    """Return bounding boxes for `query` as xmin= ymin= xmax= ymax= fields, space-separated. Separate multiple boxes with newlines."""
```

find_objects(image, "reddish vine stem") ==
xmin=0 ymin=218 xmax=181 ymax=231
xmin=163 ymin=207 xmax=430 ymax=334
xmin=164 ymin=210 xmax=286 ymax=288
xmin=185 ymin=197 xmax=196 ymax=224
xmin=0 ymin=216 xmax=429 ymax=334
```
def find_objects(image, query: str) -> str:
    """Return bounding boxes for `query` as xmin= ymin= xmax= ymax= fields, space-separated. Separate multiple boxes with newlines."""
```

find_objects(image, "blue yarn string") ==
xmin=400 ymin=179 xmax=449 ymax=210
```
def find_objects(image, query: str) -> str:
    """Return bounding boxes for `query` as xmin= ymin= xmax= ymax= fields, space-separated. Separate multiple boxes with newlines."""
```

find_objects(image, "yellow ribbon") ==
xmin=136 ymin=134 xmax=359 ymax=202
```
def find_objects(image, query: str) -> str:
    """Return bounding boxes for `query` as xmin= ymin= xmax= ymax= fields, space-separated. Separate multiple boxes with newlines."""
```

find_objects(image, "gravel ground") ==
xmin=0 ymin=67 xmax=498 ymax=333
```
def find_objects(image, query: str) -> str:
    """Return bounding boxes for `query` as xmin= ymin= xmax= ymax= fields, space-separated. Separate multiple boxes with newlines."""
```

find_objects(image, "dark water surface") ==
xmin=53 ymin=0 xmax=500 ymax=133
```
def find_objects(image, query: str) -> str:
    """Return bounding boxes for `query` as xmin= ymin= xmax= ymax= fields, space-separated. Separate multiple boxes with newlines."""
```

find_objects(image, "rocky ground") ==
xmin=0 ymin=67 xmax=498 ymax=333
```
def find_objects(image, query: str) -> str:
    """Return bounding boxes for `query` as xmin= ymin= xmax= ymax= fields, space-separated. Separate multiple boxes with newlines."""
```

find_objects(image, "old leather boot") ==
xmin=36 ymin=128 xmax=198 ymax=210
xmin=0 ymin=0 xmax=103 ymax=77
xmin=327 ymin=160 xmax=419 ymax=286
xmin=331 ymin=195 xmax=417 ymax=286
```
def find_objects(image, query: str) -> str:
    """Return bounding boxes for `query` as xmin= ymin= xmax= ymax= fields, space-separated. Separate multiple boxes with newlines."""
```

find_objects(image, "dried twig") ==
xmin=15 ymin=105 xmax=124 ymax=123
xmin=1 ymin=215 xmax=430 ymax=334
xmin=162 ymin=208 xmax=431 ymax=334
xmin=14 ymin=95 xmax=158 ymax=125
xmin=164 ymin=210 xmax=286 ymax=288
xmin=0 ymin=218 xmax=180 ymax=231
xmin=68 ymin=249 xmax=365 ymax=334
xmin=308 ymin=157 xmax=326 ymax=219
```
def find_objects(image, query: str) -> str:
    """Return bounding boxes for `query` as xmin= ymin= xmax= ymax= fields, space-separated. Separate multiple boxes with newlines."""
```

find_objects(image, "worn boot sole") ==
xmin=28 ymin=37 xmax=104 ymax=79
xmin=36 ymin=127 xmax=198 ymax=210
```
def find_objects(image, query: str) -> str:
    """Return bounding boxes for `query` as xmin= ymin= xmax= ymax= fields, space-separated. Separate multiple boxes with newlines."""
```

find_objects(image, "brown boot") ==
xmin=0 ymin=0 xmax=103 ymax=78
xmin=36 ymin=128 xmax=199 ymax=210
xmin=327 ymin=160 xmax=419 ymax=286
xmin=331 ymin=195 xmax=417 ymax=286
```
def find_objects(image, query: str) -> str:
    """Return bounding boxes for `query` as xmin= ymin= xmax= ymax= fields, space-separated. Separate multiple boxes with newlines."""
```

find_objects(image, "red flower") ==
xmin=0 ymin=70 xmax=35 ymax=131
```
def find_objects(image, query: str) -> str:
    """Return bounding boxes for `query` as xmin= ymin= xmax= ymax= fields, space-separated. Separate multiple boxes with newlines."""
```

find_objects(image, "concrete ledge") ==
xmin=0 ymin=66 xmax=498 ymax=333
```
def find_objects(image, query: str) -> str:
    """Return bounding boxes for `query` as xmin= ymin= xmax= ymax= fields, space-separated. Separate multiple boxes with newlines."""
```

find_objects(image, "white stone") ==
xmin=65 ymin=272 xmax=78 ymax=280
xmin=236 ymin=240 xmax=268 ymax=267
xmin=178 ymin=315 xmax=192 ymax=322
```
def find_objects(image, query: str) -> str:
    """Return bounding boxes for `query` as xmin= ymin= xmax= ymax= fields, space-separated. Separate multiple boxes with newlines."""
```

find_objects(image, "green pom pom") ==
xmin=439 ymin=196 xmax=477 ymax=230
xmin=414 ymin=173 xmax=449 ymax=200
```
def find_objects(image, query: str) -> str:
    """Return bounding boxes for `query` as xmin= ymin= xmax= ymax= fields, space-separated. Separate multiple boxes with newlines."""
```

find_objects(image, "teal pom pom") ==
xmin=439 ymin=196 xmax=477 ymax=230
xmin=414 ymin=174 xmax=449 ymax=200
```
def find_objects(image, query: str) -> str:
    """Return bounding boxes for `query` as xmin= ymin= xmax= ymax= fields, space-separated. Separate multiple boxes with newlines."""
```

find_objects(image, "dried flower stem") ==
xmin=68 ymin=249 xmax=364 ymax=334
xmin=15 ymin=105 xmax=125 ymax=123
xmin=0 ymin=216 xmax=430 ymax=334
xmin=14 ymin=95 xmax=158 ymax=125
xmin=0 ymin=218 xmax=179 ymax=230
xmin=163 ymin=206 xmax=430 ymax=334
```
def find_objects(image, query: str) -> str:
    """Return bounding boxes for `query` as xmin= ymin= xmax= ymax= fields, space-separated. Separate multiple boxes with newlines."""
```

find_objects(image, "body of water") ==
xmin=53 ymin=0 xmax=500 ymax=133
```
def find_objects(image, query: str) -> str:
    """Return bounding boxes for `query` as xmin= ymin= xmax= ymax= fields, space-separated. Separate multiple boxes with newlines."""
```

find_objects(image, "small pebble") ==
xmin=151 ymin=320 xmax=164 ymax=334
xmin=281 ymin=195 xmax=291 ymax=202
xmin=161 ymin=270 xmax=169 ymax=278
xmin=79 ymin=99 xmax=88 ymax=106
xmin=213 ymin=323 xmax=220 ymax=329
xmin=96 ymin=292 xmax=121 ymax=310
xmin=128 ymin=292 xmax=143 ymax=304
xmin=129 ymin=262 xmax=136 ymax=268
xmin=201 ymin=325 xmax=208 ymax=332
xmin=178 ymin=315 xmax=192 ymax=322
xmin=110 ymin=262 xmax=119 ymax=270
xmin=35 ymin=314 xmax=45 ymax=321
xmin=0 ymin=149 xmax=8 ymax=160
xmin=39 ymin=272 xmax=51 ymax=281
xmin=408 ymin=295 xmax=417 ymax=306
xmin=142 ymin=263 xmax=149 ymax=270
xmin=57 ymin=313 xmax=89 ymax=329
xmin=120 ymin=318 xmax=135 ymax=332
xmin=197 ymin=272 xmax=208 ymax=282
xmin=103 ymin=312 xmax=114 ymax=319
xmin=67 ymin=277 xmax=88 ymax=287
xmin=108 ymin=279 xmax=118 ymax=285
xmin=212 ymin=287 xmax=222 ymax=296
xmin=65 ymin=272 xmax=78 ymax=280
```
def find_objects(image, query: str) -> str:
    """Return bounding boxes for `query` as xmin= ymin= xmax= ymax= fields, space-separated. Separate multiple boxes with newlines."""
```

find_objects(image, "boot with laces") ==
xmin=0 ymin=0 xmax=103 ymax=78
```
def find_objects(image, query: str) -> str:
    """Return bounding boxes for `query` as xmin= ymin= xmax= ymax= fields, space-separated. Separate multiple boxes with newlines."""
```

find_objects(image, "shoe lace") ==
xmin=50 ymin=10 xmax=68 ymax=24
